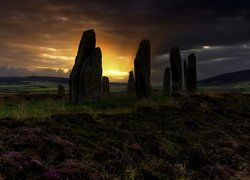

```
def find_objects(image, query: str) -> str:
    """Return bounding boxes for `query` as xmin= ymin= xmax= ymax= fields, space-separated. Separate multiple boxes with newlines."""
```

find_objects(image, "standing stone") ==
xmin=134 ymin=40 xmax=152 ymax=98
xmin=78 ymin=48 xmax=102 ymax=103
xmin=183 ymin=60 xmax=189 ymax=90
xmin=170 ymin=47 xmax=183 ymax=93
xmin=58 ymin=84 xmax=65 ymax=98
xmin=127 ymin=71 xmax=135 ymax=93
xmin=69 ymin=29 xmax=102 ymax=104
xmin=102 ymin=76 xmax=110 ymax=95
xmin=163 ymin=67 xmax=171 ymax=96
xmin=187 ymin=53 xmax=197 ymax=93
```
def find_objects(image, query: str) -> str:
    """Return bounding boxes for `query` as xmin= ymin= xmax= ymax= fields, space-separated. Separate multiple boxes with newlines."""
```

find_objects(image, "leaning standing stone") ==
xmin=69 ymin=29 xmax=96 ymax=104
xmin=163 ymin=67 xmax=171 ymax=96
xmin=102 ymin=76 xmax=110 ymax=95
xmin=170 ymin=47 xmax=183 ymax=93
xmin=127 ymin=71 xmax=135 ymax=93
xmin=134 ymin=40 xmax=152 ymax=98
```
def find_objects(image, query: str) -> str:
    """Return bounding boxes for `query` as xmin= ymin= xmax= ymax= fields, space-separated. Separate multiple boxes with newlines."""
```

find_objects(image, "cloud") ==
xmin=0 ymin=66 xmax=70 ymax=77
xmin=0 ymin=0 xmax=249 ymax=82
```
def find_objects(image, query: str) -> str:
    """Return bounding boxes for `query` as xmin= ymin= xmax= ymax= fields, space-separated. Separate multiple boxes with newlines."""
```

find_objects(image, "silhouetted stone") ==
xmin=69 ymin=29 xmax=102 ymax=104
xmin=134 ymin=40 xmax=152 ymax=98
xmin=102 ymin=76 xmax=110 ymax=95
xmin=69 ymin=29 xmax=96 ymax=104
xmin=78 ymin=48 xmax=102 ymax=103
xmin=58 ymin=85 xmax=65 ymax=98
xmin=187 ymin=53 xmax=197 ymax=93
xmin=127 ymin=71 xmax=135 ymax=93
xmin=170 ymin=47 xmax=183 ymax=93
xmin=184 ymin=60 xmax=188 ymax=90
xmin=163 ymin=67 xmax=171 ymax=96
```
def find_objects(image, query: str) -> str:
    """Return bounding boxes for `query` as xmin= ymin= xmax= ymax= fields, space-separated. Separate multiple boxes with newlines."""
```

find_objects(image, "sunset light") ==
xmin=0 ymin=1 xmax=250 ymax=179
xmin=103 ymin=70 xmax=129 ymax=81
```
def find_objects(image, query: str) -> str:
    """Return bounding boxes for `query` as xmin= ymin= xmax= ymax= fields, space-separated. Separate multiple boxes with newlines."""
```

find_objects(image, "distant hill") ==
xmin=199 ymin=70 xmax=250 ymax=86
xmin=0 ymin=76 xmax=126 ymax=86
xmin=0 ymin=76 xmax=69 ymax=84
xmin=0 ymin=76 xmax=127 ymax=94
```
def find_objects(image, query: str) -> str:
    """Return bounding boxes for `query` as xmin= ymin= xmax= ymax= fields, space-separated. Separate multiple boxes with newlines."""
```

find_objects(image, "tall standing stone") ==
xmin=163 ymin=67 xmax=171 ymax=96
xmin=127 ymin=71 xmax=135 ymax=93
xmin=102 ymin=76 xmax=110 ymax=95
xmin=78 ymin=48 xmax=102 ymax=103
xmin=183 ymin=60 xmax=188 ymax=90
xmin=134 ymin=40 xmax=152 ymax=98
xmin=170 ymin=47 xmax=183 ymax=93
xmin=58 ymin=84 xmax=65 ymax=98
xmin=69 ymin=29 xmax=102 ymax=104
xmin=187 ymin=53 xmax=197 ymax=93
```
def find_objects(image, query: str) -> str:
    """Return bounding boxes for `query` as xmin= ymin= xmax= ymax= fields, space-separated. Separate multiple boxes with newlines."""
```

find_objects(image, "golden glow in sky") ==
xmin=32 ymin=33 xmax=136 ymax=82
xmin=99 ymin=45 xmax=133 ymax=82
xmin=2 ymin=29 xmax=136 ymax=82
xmin=94 ymin=36 xmax=135 ymax=82
xmin=38 ymin=46 xmax=133 ymax=82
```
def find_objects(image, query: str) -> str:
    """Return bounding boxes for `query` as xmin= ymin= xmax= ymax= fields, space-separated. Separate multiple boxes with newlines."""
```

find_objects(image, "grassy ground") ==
xmin=0 ymin=93 xmax=177 ymax=120
xmin=0 ymin=81 xmax=69 ymax=95
xmin=198 ymin=81 xmax=250 ymax=94
xmin=0 ymin=92 xmax=249 ymax=179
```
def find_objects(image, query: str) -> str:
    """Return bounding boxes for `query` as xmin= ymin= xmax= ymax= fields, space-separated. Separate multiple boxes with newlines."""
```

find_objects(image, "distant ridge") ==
xmin=0 ymin=76 xmax=127 ymax=86
xmin=0 ymin=76 xmax=69 ymax=84
xmin=199 ymin=70 xmax=250 ymax=86
xmin=1 ymin=70 xmax=249 ymax=87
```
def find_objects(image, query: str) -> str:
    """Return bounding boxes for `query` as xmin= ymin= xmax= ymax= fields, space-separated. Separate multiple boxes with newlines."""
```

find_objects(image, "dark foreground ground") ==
xmin=0 ymin=93 xmax=249 ymax=179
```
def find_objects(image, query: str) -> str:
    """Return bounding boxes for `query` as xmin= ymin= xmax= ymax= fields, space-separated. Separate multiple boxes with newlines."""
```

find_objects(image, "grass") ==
xmin=0 ymin=99 xmax=89 ymax=120
xmin=198 ymin=81 xmax=250 ymax=93
xmin=0 ymin=93 xmax=179 ymax=120
xmin=0 ymin=81 xmax=68 ymax=94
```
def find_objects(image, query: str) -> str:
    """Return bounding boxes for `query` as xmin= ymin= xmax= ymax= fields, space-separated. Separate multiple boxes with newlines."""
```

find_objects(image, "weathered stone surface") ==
xmin=58 ymin=85 xmax=65 ymax=98
xmin=102 ymin=76 xmax=110 ymax=95
xmin=127 ymin=71 xmax=135 ymax=93
xmin=183 ymin=60 xmax=188 ymax=90
xmin=69 ymin=29 xmax=96 ymax=104
xmin=170 ymin=47 xmax=183 ymax=93
xmin=134 ymin=40 xmax=152 ymax=98
xmin=69 ymin=29 xmax=102 ymax=104
xmin=187 ymin=53 xmax=197 ymax=93
xmin=78 ymin=48 xmax=102 ymax=103
xmin=163 ymin=67 xmax=171 ymax=96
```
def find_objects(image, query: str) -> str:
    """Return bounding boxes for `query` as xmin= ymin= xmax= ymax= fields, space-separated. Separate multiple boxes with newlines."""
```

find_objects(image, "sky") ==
xmin=0 ymin=0 xmax=249 ymax=83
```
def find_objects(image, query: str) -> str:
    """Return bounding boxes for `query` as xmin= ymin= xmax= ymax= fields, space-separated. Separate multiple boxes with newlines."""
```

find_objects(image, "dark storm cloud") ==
xmin=0 ymin=0 xmax=249 ymax=81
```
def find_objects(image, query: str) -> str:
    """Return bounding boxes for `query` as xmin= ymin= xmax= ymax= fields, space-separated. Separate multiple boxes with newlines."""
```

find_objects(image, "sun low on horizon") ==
xmin=96 ymin=39 xmax=135 ymax=82
xmin=26 ymin=30 xmax=137 ymax=83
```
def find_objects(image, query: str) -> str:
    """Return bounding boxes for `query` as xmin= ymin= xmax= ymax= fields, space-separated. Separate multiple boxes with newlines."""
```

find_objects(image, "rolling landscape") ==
xmin=0 ymin=69 xmax=250 ymax=95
